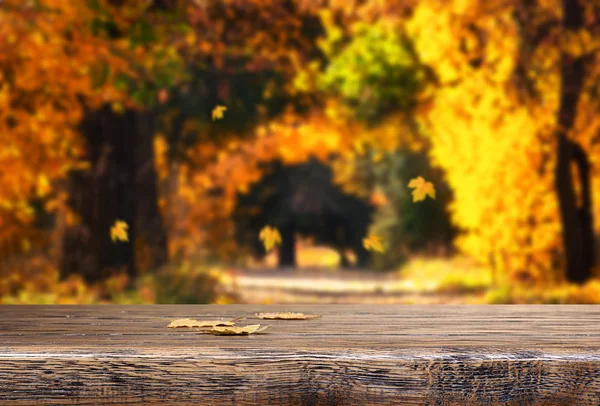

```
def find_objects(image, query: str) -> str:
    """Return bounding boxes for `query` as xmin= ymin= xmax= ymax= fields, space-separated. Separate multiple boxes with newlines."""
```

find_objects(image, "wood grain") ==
xmin=1 ymin=305 xmax=600 ymax=405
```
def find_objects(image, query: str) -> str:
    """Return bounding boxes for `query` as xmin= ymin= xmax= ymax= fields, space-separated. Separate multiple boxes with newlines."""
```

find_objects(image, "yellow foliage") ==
xmin=484 ymin=279 xmax=600 ymax=304
xmin=404 ymin=0 xmax=570 ymax=281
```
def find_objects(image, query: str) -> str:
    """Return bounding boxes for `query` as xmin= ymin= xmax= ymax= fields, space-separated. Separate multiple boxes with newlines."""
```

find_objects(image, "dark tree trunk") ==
xmin=134 ymin=111 xmax=169 ymax=272
xmin=278 ymin=221 xmax=296 ymax=267
xmin=334 ymin=224 xmax=351 ymax=268
xmin=554 ymin=0 xmax=595 ymax=284
xmin=354 ymin=240 xmax=370 ymax=268
xmin=60 ymin=105 xmax=168 ymax=284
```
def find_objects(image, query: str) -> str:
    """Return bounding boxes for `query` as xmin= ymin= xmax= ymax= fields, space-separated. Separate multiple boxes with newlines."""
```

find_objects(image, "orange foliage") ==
xmin=0 ymin=0 xmax=189 ymax=251
xmin=0 ymin=1 xmax=122 ymax=247
xmin=169 ymin=106 xmax=360 ymax=258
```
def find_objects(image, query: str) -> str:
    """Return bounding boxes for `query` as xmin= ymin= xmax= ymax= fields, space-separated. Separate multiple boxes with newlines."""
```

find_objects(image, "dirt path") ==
xmin=221 ymin=267 xmax=485 ymax=304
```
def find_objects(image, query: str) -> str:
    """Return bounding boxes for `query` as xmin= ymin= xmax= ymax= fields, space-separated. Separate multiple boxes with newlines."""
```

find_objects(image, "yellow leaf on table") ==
xmin=110 ymin=220 xmax=129 ymax=242
xmin=167 ymin=318 xmax=236 ymax=328
xmin=259 ymin=225 xmax=282 ymax=253
xmin=408 ymin=176 xmax=436 ymax=202
xmin=212 ymin=105 xmax=227 ymax=121
xmin=210 ymin=324 xmax=270 ymax=335
xmin=363 ymin=235 xmax=385 ymax=253
xmin=256 ymin=312 xmax=321 ymax=320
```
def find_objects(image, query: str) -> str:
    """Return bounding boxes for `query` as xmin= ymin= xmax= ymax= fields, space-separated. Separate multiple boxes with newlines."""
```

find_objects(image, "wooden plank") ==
xmin=0 ymin=305 xmax=599 ymax=405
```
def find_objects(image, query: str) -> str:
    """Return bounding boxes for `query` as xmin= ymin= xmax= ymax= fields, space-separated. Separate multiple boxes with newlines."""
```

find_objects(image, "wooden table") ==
xmin=1 ymin=305 xmax=599 ymax=405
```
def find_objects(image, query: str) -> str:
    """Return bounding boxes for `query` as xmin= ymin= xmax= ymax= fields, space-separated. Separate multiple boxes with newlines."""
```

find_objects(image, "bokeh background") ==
xmin=2 ymin=0 xmax=600 ymax=304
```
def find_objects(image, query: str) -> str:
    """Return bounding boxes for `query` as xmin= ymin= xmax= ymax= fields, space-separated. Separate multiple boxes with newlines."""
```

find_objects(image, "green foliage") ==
xmin=128 ymin=20 xmax=155 ymax=49
xmin=318 ymin=22 xmax=424 ymax=122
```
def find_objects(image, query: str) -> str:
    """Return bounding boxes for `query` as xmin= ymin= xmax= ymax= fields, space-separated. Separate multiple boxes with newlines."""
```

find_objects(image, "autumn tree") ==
xmin=0 ymin=1 xmax=130 ymax=271
xmin=0 ymin=1 xmax=192 ymax=282
xmin=291 ymin=0 xmax=600 ymax=283
xmin=157 ymin=0 xmax=361 ymax=261
xmin=402 ymin=0 xmax=600 ymax=285
xmin=59 ymin=1 xmax=193 ymax=282
xmin=552 ymin=0 xmax=596 ymax=283
xmin=298 ymin=8 xmax=446 ymax=269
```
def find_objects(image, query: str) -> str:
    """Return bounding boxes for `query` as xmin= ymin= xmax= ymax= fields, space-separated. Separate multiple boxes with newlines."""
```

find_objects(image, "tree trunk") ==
xmin=278 ymin=221 xmax=297 ymax=267
xmin=134 ymin=110 xmax=169 ymax=272
xmin=554 ymin=0 xmax=594 ymax=284
xmin=60 ymin=105 xmax=168 ymax=284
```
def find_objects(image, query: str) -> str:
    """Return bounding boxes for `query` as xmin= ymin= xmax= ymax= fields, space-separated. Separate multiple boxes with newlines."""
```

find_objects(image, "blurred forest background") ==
xmin=2 ymin=0 xmax=600 ymax=304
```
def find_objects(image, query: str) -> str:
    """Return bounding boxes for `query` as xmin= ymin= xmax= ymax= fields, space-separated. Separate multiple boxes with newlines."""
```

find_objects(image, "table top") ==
xmin=1 ymin=305 xmax=599 ymax=405
xmin=2 ymin=304 xmax=600 ymax=354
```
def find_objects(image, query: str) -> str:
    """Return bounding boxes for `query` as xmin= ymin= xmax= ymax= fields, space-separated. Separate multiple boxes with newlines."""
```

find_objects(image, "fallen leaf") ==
xmin=210 ymin=324 xmax=270 ymax=335
xmin=363 ymin=235 xmax=385 ymax=253
xmin=167 ymin=318 xmax=236 ymax=328
xmin=256 ymin=312 xmax=321 ymax=320
xmin=259 ymin=225 xmax=282 ymax=253
xmin=408 ymin=176 xmax=436 ymax=202
xmin=110 ymin=220 xmax=129 ymax=242
xmin=212 ymin=105 xmax=227 ymax=121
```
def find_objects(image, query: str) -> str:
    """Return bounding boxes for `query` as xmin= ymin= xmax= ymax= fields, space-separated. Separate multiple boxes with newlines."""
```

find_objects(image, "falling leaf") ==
xmin=110 ymin=220 xmax=129 ymax=242
xmin=167 ymin=318 xmax=236 ymax=328
xmin=158 ymin=88 xmax=169 ymax=104
xmin=363 ymin=235 xmax=385 ymax=253
xmin=256 ymin=312 xmax=321 ymax=320
xmin=408 ymin=176 xmax=436 ymax=202
xmin=259 ymin=225 xmax=282 ymax=253
xmin=212 ymin=105 xmax=227 ymax=121
xmin=369 ymin=190 xmax=389 ymax=207
xmin=210 ymin=324 xmax=270 ymax=335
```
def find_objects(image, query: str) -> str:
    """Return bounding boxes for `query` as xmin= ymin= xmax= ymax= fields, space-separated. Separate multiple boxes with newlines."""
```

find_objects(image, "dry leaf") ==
xmin=168 ymin=318 xmax=236 ymax=328
xmin=363 ymin=235 xmax=385 ymax=253
xmin=256 ymin=312 xmax=321 ymax=320
xmin=408 ymin=176 xmax=436 ymax=202
xmin=110 ymin=220 xmax=129 ymax=242
xmin=210 ymin=324 xmax=270 ymax=335
xmin=212 ymin=105 xmax=227 ymax=121
xmin=259 ymin=225 xmax=282 ymax=253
